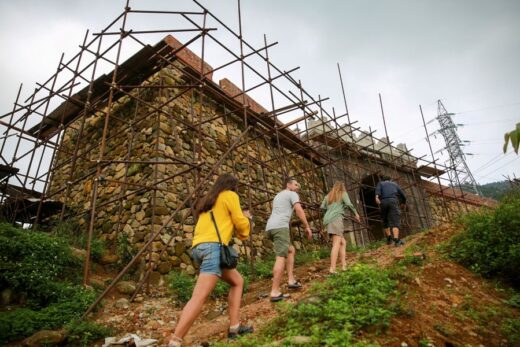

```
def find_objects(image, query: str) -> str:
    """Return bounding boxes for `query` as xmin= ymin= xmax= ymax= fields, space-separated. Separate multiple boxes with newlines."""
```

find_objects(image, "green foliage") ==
xmin=0 ymin=287 xmax=96 ymax=344
xmin=226 ymin=263 xmax=398 ymax=346
xmin=295 ymin=247 xmax=330 ymax=265
xmin=0 ymin=223 xmax=82 ymax=307
xmin=116 ymin=232 xmax=135 ymax=266
xmin=419 ymin=338 xmax=432 ymax=347
xmin=212 ymin=281 xmax=231 ymax=299
xmin=237 ymin=259 xmax=274 ymax=280
xmin=446 ymin=189 xmax=520 ymax=286
xmin=398 ymin=254 xmax=425 ymax=267
xmin=433 ymin=324 xmax=452 ymax=337
xmin=460 ymin=180 xmax=512 ymax=201
xmin=503 ymin=122 xmax=520 ymax=154
xmin=65 ymin=319 xmax=113 ymax=346
xmin=347 ymin=240 xmax=385 ymax=253
xmin=506 ymin=293 xmax=520 ymax=309
xmin=167 ymin=271 xmax=196 ymax=304
xmin=51 ymin=220 xmax=105 ymax=262
xmin=0 ymin=224 xmax=100 ymax=344
xmin=501 ymin=318 xmax=520 ymax=346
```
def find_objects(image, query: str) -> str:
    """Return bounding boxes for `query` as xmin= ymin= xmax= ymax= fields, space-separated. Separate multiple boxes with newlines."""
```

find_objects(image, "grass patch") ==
xmin=220 ymin=263 xmax=399 ymax=346
xmin=65 ymin=320 xmax=114 ymax=347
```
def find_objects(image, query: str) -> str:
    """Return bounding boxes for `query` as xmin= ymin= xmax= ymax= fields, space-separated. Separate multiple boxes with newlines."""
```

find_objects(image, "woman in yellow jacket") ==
xmin=168 ymin=174 xmax=253 ymax=347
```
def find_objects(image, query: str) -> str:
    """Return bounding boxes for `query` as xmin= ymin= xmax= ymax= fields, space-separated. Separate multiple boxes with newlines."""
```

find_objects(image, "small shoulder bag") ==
xmin=210 ymin=211 xmax=239 ymax=269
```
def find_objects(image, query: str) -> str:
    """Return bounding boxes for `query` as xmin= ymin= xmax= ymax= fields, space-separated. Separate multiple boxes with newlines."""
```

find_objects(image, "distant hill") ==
xmin=461 ymin=180 xmax=512 ymax=200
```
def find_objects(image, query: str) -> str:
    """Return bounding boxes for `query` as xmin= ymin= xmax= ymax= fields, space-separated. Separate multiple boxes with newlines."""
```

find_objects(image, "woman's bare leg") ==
xmin=221 ymin=268 xmax=244 ymax=327
xmin=339 ymin=236 xmax=347 ymax=271
xmin=172 ymin=274 xmax=219 ymax=339
xmin=330 ymin=235 xmax=341 ymax=273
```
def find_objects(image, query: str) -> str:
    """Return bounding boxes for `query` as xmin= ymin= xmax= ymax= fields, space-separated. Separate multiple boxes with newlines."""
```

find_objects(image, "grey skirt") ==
xmin=326 ymin=216 xmax=344 ymax=237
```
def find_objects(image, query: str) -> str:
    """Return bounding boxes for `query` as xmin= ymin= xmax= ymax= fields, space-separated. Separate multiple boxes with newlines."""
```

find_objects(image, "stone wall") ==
xmin=422 ymin=181 xmax=497 ymax=224
xmin=47 ymin=35 xmax=495 ymax=281
xmin=50 ymin=58 xmax=325 ymax=279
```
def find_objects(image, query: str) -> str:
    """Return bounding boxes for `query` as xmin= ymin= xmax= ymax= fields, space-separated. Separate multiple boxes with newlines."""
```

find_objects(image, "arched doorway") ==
xmin=359 ymin=173 xmax=384 ymax=240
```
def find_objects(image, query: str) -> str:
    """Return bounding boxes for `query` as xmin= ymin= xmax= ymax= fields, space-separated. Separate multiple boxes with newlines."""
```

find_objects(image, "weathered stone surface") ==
xmin=283 ymin=336 xmax=312 ymax=345
xmin=114 ymin=298 xmax=130 ymax=309
xmin=23 ymin=330 xmax=65 ymax=347
xmin=170 ymin=256 xmax=182 ymax=267
xmin=1 ymin=288 xmax=13 ymax=305
xmin=180 ymin=253 xmax=192 ymax=266
xmin=149 ymin=271 xmax=162 ymax=285
xmin=174 ymin=242 xmax=186 ymax=257
xmin=185 ymin=265 xmax=195 ymax=275
xmin=116 ymin=281 xmax=136 ymax=295
xmin=99 ymin=254 xmax=120 ymax=265
xmin=158 ymin=261 xmax=172 ymax=274
xmin=70 ymin=247 xmax=87 ymax=259
xmin=89 ymin=278 xmax=106 ymax=290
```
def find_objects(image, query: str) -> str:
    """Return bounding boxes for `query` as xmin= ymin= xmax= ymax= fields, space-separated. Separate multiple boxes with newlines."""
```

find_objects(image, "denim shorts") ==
xmin=191 ymin=242 xmax=222 ymax=276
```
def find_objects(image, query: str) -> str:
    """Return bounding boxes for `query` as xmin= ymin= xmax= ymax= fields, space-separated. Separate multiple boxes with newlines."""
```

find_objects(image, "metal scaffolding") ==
xmin=0 ymin=0 xmax=488 ymax=316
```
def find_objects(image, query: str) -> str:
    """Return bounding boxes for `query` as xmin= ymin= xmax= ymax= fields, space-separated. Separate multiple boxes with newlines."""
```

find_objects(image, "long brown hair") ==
xmin=327 ymin=181 xmax=346 ymax=204
xmin=196 ymin=173 xmax=239 ymax=215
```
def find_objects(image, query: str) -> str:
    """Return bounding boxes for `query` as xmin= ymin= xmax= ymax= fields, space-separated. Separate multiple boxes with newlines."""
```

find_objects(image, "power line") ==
xmin=476 ymin=156 xmax=519 ymax=179
xmin=460 ymin=118 xmax=518 ymax=126
xmin=474 ymin=152 xmax=514 ymax=172
xmin=456 ymin=101 xmax=520 ymax=115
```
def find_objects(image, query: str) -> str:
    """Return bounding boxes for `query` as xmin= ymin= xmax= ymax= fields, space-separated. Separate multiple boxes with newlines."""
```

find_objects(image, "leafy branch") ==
xmin=503 ymin=122 xmax=520 ymax=154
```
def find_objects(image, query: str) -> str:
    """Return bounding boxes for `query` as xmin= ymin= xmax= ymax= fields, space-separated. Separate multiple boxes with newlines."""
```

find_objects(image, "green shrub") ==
xmin=446 ymin=189 xmax=520 ymax=286
xmin=167 ymin=271 xmax=196 ymax=304
xmin=506 ymin=293 xmax=520 ymax=309
xmin=117 ymin=232 xmax=135 ymax=266
xmin=213 ymin=281 xmax=230 ymax=299
xmin=296 ymin=247 xmax=329 ymax=265
xmin=50 ymin=221 xmax=105 ymax=262
xmin=0 ymin=286 xmax=96 ymax=344
xmin=65 ymin=319 xmax=113 ymax=346
xmin=237 ymin=259 xmax=273 ymax=280
xmin=0 ymin=223 xmax=82 ymax=307
xmin=0 ymin=224 xmax=100 ymax=344
xmin=501 ymin=318 xmax=520 ymax=346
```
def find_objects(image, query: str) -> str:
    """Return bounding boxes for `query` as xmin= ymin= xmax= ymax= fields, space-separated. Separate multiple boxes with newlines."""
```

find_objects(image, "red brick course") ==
xmin=164 ymin=35 xmax=213 ymax=80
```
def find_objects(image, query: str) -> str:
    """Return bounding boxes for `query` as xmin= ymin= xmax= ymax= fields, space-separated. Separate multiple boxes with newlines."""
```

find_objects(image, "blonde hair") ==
xmin=327 ymin=181 xmax=346 ymax=204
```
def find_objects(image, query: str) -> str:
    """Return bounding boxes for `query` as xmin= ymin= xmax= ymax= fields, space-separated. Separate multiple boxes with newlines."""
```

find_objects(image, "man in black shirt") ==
xmin=375 ymin=176 xmax=407 ymax=246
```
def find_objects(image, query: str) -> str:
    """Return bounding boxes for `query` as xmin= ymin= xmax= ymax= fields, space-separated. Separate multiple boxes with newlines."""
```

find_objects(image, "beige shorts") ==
xmin=267 ymin=227 xmax=290 ymax=257
xmin=326 ymin=217 xmax=344 ymax=237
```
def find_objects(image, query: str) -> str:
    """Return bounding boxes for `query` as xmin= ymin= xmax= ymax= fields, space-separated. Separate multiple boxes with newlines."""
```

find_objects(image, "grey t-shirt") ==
xmin=265 ymin=190 xmax=300 ymax=231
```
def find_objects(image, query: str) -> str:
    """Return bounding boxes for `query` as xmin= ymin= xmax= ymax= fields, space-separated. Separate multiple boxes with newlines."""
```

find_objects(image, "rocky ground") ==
xmin=91 ymin=224 xmax=519 ymax=346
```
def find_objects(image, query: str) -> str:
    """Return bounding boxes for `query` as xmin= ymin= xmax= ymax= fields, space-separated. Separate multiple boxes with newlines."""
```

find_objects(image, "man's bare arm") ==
xmin=294 ymin=202 xmax=312 ymax=240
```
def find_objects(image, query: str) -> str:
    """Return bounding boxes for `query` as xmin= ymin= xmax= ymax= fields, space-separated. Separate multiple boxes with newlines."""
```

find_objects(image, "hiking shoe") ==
xmin=228 ymin=325 xmax=254 ymax=339
xmin=394 ymin=239 xmax=405 ymax=247
xmin=386 ymin=236 xmax=393 ymax=245
xmin=287 ymin=280 xmax=302 ymax=289
xmin=270 ymin=293 xmax=290 ymax=302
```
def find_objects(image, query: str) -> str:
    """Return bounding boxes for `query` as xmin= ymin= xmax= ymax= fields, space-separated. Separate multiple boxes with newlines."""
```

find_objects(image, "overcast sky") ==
xmin=0 ymin=0 xmax=518 ymax=185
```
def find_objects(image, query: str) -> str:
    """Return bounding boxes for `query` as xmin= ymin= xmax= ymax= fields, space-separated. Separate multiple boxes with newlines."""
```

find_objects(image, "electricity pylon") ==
xmin=436 ymin=100 xmax=482 ymax=195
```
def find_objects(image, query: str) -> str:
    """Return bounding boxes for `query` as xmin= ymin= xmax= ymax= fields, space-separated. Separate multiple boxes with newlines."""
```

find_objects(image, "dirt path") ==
xmin=94 ymin=224 xmax=519 ymax=346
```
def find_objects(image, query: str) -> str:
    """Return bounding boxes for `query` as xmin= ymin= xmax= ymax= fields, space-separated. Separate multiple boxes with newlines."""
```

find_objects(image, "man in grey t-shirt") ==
xmin=266 ymin=177 xmax=312 ymax=302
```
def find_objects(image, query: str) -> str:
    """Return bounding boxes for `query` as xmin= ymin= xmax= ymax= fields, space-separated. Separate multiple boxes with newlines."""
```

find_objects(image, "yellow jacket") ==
xmin=192 ymin=190 xmax=250 ymax=247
